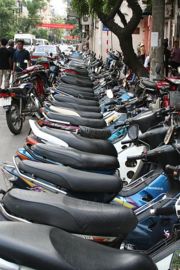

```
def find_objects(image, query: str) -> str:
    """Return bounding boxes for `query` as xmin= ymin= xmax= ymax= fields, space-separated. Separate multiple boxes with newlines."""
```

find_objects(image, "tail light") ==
xmin=0 ymin=92 xmax=15 ymax=98
xmin=16 ymin=150 xmax=29 ymax=161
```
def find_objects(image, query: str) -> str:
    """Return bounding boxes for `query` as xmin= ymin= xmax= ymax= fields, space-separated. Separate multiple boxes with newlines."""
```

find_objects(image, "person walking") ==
xmin=0 ymin=38 xmax=11 ymax=88
xmin=13 ymin=39 xmax=31 ymax=75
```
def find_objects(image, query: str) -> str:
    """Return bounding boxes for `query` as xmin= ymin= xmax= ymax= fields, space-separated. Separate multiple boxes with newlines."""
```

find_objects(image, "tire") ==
xmin=6 ymin=101 xmax=23 ymax=135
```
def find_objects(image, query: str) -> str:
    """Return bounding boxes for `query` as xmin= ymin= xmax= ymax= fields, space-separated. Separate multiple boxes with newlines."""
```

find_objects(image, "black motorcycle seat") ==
xmin=18 ymin=160 xmax=121 ymax=193
xmin=54 ymin=94 xmax=99 ymax=106
xmin=57 ymin=86 xmax=95 ymax=98
xmin=46 ymin=105 xmax=103 ymax=119
xmin=41 ymin=126 xmax=117 ymax=156
xmin=129 ymin=110 xmax=163 ymax=133
xmin=67 ymin=66 xmax=89 ymax=76
xmin=61 ymin=75 xmax=93 ymax=88
xmin=4 ymin=188 xmax=137 ymax=236
xmin=0 ymin=222 xmax=157 ymax=270
xmin=141 ymin=78 xmax=156 ymax=89
xmin=45 ymin=111 xmax=106 ymax=129
xmin=51 ymin=100 xmax=100 ymax=113
xmin=9 ymin=83 xmax=33 ymax=94
xmin=60 ymin=81 xmax=93 ymax=92
xmin=30 ymin=143 xmax=119 ymax=170
xmin=79 ymin=126 xmax=111 ymax=139
xmin=65 ymin=73 xmax=91 ymax=83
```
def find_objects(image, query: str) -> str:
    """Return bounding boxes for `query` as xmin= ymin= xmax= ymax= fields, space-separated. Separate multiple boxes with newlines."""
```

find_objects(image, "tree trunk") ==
xmin=150 ymin=0 xmax=165 ymax=79
xmin=119 ymin=34 xmax=148 ymax=77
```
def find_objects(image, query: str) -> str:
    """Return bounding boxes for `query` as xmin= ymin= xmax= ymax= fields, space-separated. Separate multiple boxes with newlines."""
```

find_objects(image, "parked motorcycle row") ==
xmin=0 ymin=50 xmax=179 ymax=269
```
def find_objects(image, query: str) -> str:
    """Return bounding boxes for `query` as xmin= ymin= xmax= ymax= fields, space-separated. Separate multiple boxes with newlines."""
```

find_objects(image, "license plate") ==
xmin=0 ymin=97 xmax=12 ymax=107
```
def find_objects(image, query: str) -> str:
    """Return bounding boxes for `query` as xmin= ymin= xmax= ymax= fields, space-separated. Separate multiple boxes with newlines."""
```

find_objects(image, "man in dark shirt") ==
xmin=0 ymin=38 xmax=11 ymax=88
xmin=8 ymin=39 xmax=16 ymax=86
xmin=8 ymin=39 xmax=16 ymax=69
xmin=13 ymin=39 xmax=31 ymax=74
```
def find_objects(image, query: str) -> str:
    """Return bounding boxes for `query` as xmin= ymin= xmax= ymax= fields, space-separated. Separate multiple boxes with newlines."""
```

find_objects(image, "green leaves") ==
xmin=71 ymin=0 xmax=124 ymax=16
xmin=71 ymin=0 xmax=89 ymax=16
xmin=0 ymin=0 xmax=17 ymax=38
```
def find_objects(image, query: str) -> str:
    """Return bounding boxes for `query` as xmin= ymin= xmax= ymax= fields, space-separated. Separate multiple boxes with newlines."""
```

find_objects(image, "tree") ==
xmin=150 ymin=0 xmax=165 ymax=79
xmin=71 ymin=0 xmax=148 ymax=76
xmin=0 ymin=0 xmax=17 ymax=38
xmin=18 ymin=0 xmax=47 ymax=33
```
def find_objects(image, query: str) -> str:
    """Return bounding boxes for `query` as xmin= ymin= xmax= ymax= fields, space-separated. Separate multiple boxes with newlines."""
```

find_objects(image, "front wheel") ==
xmin=6 ymin=102 xmax=23 ymax=135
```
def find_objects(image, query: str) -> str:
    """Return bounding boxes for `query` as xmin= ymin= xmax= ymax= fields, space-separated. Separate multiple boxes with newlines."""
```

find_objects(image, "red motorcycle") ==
xmin=0 ymin=66 xmax=48 ymax=135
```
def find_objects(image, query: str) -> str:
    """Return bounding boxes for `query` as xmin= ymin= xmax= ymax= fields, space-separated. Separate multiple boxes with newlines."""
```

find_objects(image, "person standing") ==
xmin=164 ymin=39 xmax=171 ymax=77
xmin=0 ymin=38 xmax=11 ymax=88
xmin=171 ymin=40 xmax=180 ymax=70
xmin=13 ymin=39 xmax=31 ymax=75
xmin=8 ymin=39 xmax=16 ymax=85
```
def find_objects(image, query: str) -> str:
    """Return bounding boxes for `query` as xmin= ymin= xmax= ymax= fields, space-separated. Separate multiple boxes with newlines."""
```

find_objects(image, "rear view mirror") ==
xmin=106 ymin=89 xmax=114 ymax=99
xmin=128 ymin=124 xmax=139 ymax=141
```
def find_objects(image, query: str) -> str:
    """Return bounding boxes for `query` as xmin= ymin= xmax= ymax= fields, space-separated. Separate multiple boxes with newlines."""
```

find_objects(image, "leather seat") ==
xmin=45 ymin=111 xmax=107 ymax=128
xmin=141 ymin=78 xmax=156 ymax=89
xmin=0 ymin=222 xmax=157 ymax=270
xmin=66 ymin=72 xmax=90 ymax=81
xmin=56 ymin=86 xmax=95 ymax=99
xmin=3 ymin=188 xmax=137 ymax=236
xmin=28 ymin=143 xmax=119 ymax=171
xmin=18 ymin=160 xmax=121 ymax=194
xmin=61 ymin=75 xmax=93 ymax=88
xmin=51 ymin=100 xmax=100 ymax=113
xmin=129 ymin=110 xmax=164 ymax=133
xmin=65 ymin=73 xmax=92 ymax=83
xmin=79 ymin=126 xmax=111 ymax=140
xmin=9 ymin=83 xmax=33 ymax=94
xmin=46 ymin=105 xmax=103 ymax=119
xmin=40 ymin=126 xmax=117 ymax=156
xmin=59 ymin=82 xmax=93 ymax=92
xmin=54 ymin=94 xmax=99 ymax=106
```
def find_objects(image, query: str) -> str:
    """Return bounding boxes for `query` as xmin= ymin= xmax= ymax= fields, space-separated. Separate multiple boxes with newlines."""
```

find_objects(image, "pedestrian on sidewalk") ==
xmin=163 ymin=39 xmax=171 ymax=77
xmin=13 ymin=39 xmax=31 ymax=76
xmin=0 ymin=38 xmax=11 ymax=89
xmin=170 ymin=40 xmax=180 ymax=70
xmin=8 ymin=39 xmax=16 ymax=86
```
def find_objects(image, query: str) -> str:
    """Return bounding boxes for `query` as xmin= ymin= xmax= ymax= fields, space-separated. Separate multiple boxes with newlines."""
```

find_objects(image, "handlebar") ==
xmin=150 ymin=207 xmax=176 ymax=216
xmin=165 ymin=164 xmax=180 ymax=175
xmin=127 ymin=153 xmax=145 ymax=161
xmin=121 ymin=139 xmax=133 ymax=145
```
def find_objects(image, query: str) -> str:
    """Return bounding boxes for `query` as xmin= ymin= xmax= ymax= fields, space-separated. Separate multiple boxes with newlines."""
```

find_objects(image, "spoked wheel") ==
xmin=6 ymin=102 xmax=23 ymax=135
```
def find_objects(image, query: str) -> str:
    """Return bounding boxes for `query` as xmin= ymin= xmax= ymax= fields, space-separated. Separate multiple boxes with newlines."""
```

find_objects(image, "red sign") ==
xmin=38 ymin=23 xmax=75 ymax=30
xmin=64 ymin=35 xmax=80 ymax=40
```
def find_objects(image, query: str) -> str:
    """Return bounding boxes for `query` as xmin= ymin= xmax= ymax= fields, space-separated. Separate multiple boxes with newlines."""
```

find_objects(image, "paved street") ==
xmin=0 ymin=108 xmax=29 ymax=162
xmin=0 ymin=108 xmax=29 ymax=191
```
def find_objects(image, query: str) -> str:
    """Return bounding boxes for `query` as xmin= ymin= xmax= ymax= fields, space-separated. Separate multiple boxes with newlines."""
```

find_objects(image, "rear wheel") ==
xmin=6 ymin=102 xmax=23 ymax=135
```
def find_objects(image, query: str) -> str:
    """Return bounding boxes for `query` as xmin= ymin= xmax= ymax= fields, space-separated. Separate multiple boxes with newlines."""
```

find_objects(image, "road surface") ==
xmin=0 ymin=108 xmax=29 ymax=191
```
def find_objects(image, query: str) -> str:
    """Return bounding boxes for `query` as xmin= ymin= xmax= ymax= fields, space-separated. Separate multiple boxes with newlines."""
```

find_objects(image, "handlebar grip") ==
xmin=165 ymin=165 xmax=177 ymax=172
xmin=127 ymin=153 xmax=145 ymax=161
xmin=150 ymin=207 xmax=175 ymax=216
xmin=121 ymin=139 xmax=133 ymax=145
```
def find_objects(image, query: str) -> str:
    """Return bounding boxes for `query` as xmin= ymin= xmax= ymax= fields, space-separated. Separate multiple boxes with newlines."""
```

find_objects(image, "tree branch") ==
xmin=117 ymin=9 xmax=128 ymax=27
xmin=106 ymin=0 xmax=123 ymax=22
xmin=125 ymin=0 xmax=142 ymax=35
xmin=97 ymin=9 xmax=123 ymax=36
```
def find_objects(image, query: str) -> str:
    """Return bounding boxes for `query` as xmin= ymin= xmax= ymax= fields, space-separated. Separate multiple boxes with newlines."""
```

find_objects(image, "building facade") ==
xmin=81 ymin=0 xmax=180 ymax=60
